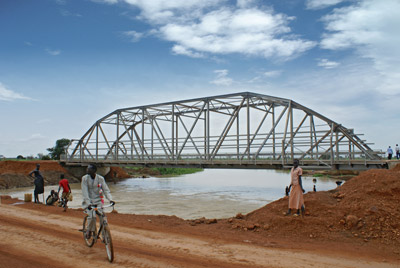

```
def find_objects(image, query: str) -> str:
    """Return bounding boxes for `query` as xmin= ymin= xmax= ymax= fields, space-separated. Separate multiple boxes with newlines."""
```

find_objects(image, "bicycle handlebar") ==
xmin=87 ymin=201 xmax=115 ymax=210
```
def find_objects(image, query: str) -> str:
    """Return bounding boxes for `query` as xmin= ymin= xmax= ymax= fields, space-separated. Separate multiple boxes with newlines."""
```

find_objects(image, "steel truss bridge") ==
xmin=63 ymin=92 xmax=385 ymax=170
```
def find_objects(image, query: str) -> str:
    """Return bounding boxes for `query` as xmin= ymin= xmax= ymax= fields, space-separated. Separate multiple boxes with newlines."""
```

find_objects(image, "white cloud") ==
xmin=263 ymin=70 xmax=282 ymax=78
xmin=123 ymin=0 xmax=222 ymax=24
xmin=91 ymin=0 xmax=119 ymax=4
xmin=0 ymin=83 xmax=31 ymax=101
xmin=171 ymin=45 xmax=204 ymax=58
xmin=19 ymin=134 xmax=47 ymax=142
xmin=160 ymin=8 xmax=315 ymax=60
xmin=210 ymin=69 xmax=233 ymax=86
xmin=237 ymin=0 xmax=257 ymax=8
xmin=122 ymin=30 xmax=144 ymax=42
xmin=45 ymin=48 xmax=61 ymax=56
xmin=55 ymin=0 xmax=67 ymax=5
xmin=317 ymin=58 xmax=340 ymax=69
xmin=60 ymin=9 xmax=82 ymax=17
xmin=320 ymin=0 xmax=400 ymax=94
xmin=305 ymin=0 xmax=347 ymax=10
xmin=111 ymin=1 xmax=316 ymax=60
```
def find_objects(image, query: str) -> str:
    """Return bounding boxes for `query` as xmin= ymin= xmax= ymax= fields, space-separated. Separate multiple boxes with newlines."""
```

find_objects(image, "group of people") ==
xmin=387 ymin=144 xmax=400 ymax=160
xmin=29 ymin=164 xmax=72 ymax=211
xmin=30 ymin=161 xmax=306 ymax=237
xmin=29 ymin=163 xmax=113 ymax=238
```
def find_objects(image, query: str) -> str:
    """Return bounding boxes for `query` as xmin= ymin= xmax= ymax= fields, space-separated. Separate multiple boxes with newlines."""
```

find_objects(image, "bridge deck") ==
xmin=60 ymin=159 xmax=391 ymax=170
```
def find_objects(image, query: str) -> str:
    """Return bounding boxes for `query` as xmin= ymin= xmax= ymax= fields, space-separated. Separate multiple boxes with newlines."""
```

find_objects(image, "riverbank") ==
xmin=0 ymin=160 xmax=131 ymax=190
xmin=1 ymin=164 xmax=400 ymax=267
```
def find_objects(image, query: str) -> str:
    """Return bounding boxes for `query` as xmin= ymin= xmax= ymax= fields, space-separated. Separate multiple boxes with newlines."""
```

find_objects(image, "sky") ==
xmin=0 ymin=0 xmax=399 ymax=157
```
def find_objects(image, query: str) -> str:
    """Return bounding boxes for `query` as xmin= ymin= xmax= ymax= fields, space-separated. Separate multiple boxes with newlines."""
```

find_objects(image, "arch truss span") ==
xmin=63 ymin=92 xmax=383 ymax=170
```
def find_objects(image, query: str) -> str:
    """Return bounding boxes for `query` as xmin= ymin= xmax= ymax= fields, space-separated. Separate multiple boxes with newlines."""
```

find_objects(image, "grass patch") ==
xmin=151 ymin=167 xmax=203 ymax=176
xmin=124 ymin=166 xmax=203 ymax=177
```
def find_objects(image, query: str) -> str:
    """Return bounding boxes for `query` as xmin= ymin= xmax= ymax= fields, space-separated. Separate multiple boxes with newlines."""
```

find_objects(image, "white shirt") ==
xmin=81 ymin=174 xmax=112 ymax=208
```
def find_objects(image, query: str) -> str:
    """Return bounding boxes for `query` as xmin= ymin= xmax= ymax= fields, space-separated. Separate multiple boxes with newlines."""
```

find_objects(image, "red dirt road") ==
xmin=0 ymin=202 xmax=398 ymax=268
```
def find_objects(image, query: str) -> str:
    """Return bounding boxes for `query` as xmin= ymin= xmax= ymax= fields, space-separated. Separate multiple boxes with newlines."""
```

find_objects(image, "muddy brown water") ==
xmin=0 ymin=169 xmax=338 ymax=219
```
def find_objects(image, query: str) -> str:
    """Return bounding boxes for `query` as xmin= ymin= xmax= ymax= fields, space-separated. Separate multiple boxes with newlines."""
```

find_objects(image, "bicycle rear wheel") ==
xmin=82 ymin=215 xmax=95 ymax=247
xmin=102 ymin=226 xmax=114 ymax=262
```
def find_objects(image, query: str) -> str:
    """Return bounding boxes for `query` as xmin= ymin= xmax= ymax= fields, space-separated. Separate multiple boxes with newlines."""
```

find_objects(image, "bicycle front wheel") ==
xmin=82 ymin=215 xmax=95 ymax=247
xmin=103 ymin=226 xmax=114 ymax=262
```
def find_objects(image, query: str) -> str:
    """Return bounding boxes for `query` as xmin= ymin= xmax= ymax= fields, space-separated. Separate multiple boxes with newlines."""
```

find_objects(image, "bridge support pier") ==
xmin=62 ymin=165 xmax=111 ymax=179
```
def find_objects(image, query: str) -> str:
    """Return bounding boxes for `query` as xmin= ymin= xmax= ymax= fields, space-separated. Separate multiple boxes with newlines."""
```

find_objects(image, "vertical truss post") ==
xmin=330 ymin=123 xmax=334 ymax=166
xmin=310 ymin=116 xmax=313 ymax=159
xmin=151 ymin=123 xmax=154 ymax=160
xmin=272 ymin=104 xmax=275 ymax=160
xmin=206 ymin=100 xmax=210 ymax=160
xmin=141 ymin=109 xmax=145 ymax=160
xmin=176 ymin=114 xmax=179 ymax=159
xmin=131 ymin=128 xmax=134 ymax=160
xmin=96 ymin=123 xmax=99 ymax=160
xmin=290 ymin=104 xmax=294 ymax=161
xmin=80 ymin=141 xmax=83 ymax=162
xmin=349 ymin=140 xmax=352 ymax=160
xmin=247 ymin=96 xmax=250 ymax=160
xmin=172 ymin=104 xmax=175 ymax=160
xmin=282 ymin=101 xmax=292 ymax=164
xmin=116 ymin=112 xmax=120 ymax=160
xmin=336 ymin=130 xmax=339 ymax=160
xmin=236 ymin=108 xmax=240 ymax=160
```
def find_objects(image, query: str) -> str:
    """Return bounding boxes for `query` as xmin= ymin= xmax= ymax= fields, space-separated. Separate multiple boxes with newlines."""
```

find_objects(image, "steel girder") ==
xmin=64 ymin=92 xmax=382 ymax=169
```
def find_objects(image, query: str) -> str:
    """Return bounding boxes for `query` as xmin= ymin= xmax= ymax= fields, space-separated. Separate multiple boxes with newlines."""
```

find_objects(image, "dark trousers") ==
xmin=397 ymin=152 xmax=400 ymax=160
xmin=388 ymin=154 xmax=392 ymax=160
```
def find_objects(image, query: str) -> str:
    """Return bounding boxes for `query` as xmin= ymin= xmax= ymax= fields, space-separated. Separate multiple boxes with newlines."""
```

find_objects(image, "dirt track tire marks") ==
xmin=0 ymin=204 xmax=398 ymax=268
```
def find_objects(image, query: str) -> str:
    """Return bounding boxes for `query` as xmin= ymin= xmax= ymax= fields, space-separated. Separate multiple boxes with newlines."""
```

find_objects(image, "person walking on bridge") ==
xmin=29 ymin=163 xmax=44 ymax=203
xmin=285 ymin=159 xmax=305 ymax=217
xmin=387 ymin=146 xmax=393 ymax=160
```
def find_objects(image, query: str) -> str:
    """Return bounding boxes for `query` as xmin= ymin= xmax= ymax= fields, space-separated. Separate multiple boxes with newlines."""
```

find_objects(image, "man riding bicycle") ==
xmin=81 ymin=164 xmax=114 ymax=239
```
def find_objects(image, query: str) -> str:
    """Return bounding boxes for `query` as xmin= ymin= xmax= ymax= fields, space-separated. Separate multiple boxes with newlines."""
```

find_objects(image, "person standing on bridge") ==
xmin=285 ymin=159 xmax=305 ymax=217
xmin=29 ymin=163 xmax=44 ymax=203
xmin=387 ymin=146 xmax=393 ymax=160
xmin=81 ymin=164 xmax=114 ymax=239
xmin=395 ymin=144 xmax=400 ymax=160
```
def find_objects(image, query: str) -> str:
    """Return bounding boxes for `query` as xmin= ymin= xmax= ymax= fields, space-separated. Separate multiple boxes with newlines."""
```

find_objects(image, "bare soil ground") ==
xmin=0 ymin=199 xmax=399 ymax=268
xmin=0 ymin=161 xmax=400 ymax=267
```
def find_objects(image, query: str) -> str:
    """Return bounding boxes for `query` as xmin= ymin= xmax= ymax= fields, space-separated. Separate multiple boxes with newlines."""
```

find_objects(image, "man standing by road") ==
xmin=58 ymin=174 xmax=72 ymax=212
xmin=81 ymin=164 xmax=113 ymax=239
xmin=29 ymin=163 xmax=44 ymax=203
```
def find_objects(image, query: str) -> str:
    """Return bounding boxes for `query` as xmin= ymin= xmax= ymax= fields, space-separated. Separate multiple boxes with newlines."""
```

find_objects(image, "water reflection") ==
xmin=0 ymin=169 xmax=339 ymax=219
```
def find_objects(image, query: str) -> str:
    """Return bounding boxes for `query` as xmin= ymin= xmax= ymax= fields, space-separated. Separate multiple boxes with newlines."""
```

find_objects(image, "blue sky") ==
xmin=0 ymin=0 xmax=399 ymax=157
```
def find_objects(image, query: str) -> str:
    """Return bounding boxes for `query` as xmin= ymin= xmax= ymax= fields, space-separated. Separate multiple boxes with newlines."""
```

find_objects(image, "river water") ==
xmin=0 ymin=169 xmax=339 ymax=219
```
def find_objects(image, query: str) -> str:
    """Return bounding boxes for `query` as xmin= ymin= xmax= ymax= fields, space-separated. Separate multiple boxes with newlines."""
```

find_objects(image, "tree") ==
xmin=47 ymin=138 xmax=70 ymax=160
xmin=17 ymin=155 xmax=25 ymax=159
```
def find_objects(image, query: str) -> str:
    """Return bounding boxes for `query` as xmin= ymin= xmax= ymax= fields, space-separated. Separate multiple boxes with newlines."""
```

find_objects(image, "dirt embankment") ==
xmin=0 ymin=161 xmax=130 ymax=189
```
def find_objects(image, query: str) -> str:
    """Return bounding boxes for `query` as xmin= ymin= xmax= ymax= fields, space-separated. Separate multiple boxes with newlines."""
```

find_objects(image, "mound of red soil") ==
xmin=104 ymin=166 xmax=131 ymax=181
xmin=208 ymin=164 xmax=400 ymax=251
xmin=0 ymin=160 xmax=78 ymax=189
xmin=0 ymin=160 xmax=68 ymax=174
xmin=0 ymin=161 xmax=131 ymax=189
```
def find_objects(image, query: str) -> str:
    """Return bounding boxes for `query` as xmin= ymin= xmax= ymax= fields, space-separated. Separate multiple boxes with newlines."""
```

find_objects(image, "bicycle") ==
xmin=80 ymin=201 xmax=116 ymax=262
